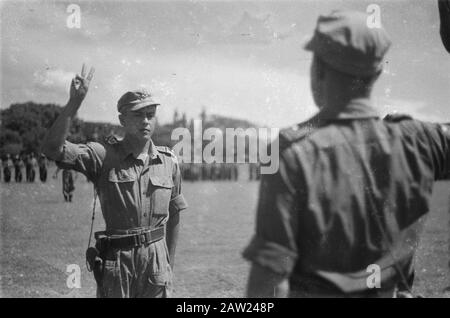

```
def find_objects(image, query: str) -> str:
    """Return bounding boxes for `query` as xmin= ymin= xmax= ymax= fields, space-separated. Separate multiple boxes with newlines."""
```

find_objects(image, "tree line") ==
xmin=0 ymin=102 xmax=124 ymax=156
xmin=0 ymin=102 xmax=262 ymax=160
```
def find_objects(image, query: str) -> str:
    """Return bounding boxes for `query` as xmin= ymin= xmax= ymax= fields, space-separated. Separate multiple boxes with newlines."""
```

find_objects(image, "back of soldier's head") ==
xmin=305 ymin=10 xmax=391 ymax=86
xmin=315 ymin=55 xmax=380 ymax=94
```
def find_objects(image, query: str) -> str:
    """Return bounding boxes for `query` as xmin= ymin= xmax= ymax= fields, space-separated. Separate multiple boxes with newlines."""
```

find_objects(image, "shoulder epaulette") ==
xmin=383 ymin=113 xmax=413 ymax=123
xmin=156 ymin=146 xmax=176 ymax=156
xmin=156 ymin=146 xmax=178 ymax=164
xmin=279 ymin=121 xmax=317 ymax=150
xmin=103 ymin=135 xmax=119 ymax=145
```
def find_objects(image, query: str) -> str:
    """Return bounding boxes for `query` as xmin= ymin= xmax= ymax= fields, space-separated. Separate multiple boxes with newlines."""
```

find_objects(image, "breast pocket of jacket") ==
xmin=107 ymin=168 xmax=137 ymax=192
xmin=148 ymin=175 xmax=174 ymax=217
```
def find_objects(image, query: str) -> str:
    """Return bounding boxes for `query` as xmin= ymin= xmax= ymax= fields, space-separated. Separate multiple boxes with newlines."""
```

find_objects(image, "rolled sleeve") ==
xmin=243 ymin=236 xmax=298 ymax=276
xmin=243 ymin=153 xmax=301 ymax=276
xmin=55 ymin=141 xmax=106 ymax=182
xmin=169 ymin=155 xmax=188 ymax=214
xmin=170 ymin=193 xmax=188 ymax=212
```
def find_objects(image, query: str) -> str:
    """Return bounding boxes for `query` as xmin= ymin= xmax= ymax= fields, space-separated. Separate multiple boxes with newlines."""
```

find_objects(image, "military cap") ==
xmin=117 ymin=88 xmax=160 ymax=113
xmin=304 ymin=10 xmax=392 ymax=77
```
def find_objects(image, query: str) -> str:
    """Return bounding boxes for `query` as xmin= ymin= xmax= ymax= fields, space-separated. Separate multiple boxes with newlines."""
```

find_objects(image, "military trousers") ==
xmin=96 ymin=238 xmax=172 ymax=298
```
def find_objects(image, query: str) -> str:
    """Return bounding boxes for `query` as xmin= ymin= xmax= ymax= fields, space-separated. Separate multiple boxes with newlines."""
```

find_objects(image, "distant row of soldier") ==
xmin=1 ymin=153 xmax=48 ymax=183
xmin=2 ymin=153 xmax=262 ymax=183
xmin=180 ymin=162 xmax=261 ymax=181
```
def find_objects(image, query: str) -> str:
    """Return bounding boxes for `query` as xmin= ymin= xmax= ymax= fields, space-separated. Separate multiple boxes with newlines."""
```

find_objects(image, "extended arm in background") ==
xmin=439 ymin=0 xmax=450 ymax=53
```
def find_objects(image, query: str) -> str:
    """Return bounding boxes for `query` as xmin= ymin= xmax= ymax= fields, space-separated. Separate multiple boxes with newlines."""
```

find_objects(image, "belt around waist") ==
xmin=95 ymin=226 xmax=165 ymax=249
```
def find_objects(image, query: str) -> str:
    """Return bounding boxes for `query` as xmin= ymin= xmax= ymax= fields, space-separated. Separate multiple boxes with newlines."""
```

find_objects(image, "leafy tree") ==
xmin=0 ymin=102 xmax=123 ymax=156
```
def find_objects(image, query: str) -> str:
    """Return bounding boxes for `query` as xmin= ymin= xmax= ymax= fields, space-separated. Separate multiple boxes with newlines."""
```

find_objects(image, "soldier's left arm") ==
xmin=244 ymin=165 xmax=296 ymax=297
xmin=243 ymin=141 xmax=302 ymax=297
xmin=166 ymin=154 xmax=188 ymax=268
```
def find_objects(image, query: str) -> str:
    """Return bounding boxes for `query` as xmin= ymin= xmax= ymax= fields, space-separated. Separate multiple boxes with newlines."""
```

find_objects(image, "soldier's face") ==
xmin=119 ymin=106 xmax=157 ymax=141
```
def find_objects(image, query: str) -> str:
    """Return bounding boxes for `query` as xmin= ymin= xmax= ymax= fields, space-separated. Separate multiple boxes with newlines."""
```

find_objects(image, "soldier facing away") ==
xmin=42 ymin=65 xmax=188 ymax=298
xmin=243 ymin=10 xmax=450 ymax=297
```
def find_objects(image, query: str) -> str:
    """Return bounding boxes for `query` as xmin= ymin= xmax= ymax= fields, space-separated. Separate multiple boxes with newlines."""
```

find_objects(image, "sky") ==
xmin=1 ymin=0 xmax=450 ymax=128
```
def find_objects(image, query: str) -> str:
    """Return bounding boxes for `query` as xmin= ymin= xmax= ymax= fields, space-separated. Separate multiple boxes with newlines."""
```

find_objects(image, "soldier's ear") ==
xmin=118 ymin=113 xmax=125 ymax=126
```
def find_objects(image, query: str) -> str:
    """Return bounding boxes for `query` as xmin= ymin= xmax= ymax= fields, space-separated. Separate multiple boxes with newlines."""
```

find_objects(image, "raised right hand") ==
xmin=69 ymin=63 xmax=95 ymax=103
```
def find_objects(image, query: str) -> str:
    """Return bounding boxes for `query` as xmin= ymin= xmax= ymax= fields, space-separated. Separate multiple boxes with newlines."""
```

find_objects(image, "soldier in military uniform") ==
xmin=13 ymin=155 xmax=24 ymax=182
xmin=53 ymin=167 xmax=77 ymax=202
xmin=38 ymin=154 xmax=48 ymax=182
xmin=243 ymin=10 xmax=450 ymax=297
xmin=2 ymin=154 xmax=13 ymax=183
xmin=43 ymin=65 xmax=188 ymax=298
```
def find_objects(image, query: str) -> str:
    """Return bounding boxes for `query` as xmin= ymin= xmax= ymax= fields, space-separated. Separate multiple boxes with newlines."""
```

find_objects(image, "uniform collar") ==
xmin=118 ymin=139 xmax=160 ymax=162
xmin=318 ymin=98 xmax=380 ymax=122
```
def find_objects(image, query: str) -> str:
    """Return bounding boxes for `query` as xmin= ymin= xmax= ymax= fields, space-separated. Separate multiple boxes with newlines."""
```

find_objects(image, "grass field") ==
xmin=1 ymin=169 xmax=449 ymax=298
